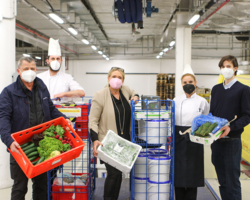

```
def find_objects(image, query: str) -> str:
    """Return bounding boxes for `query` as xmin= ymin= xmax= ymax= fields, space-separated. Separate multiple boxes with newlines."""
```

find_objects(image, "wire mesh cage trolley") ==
xmin=47 ymin=101 xmax=96 ymax=200
xmin=130 ymin=99 xmax=175 ymax=200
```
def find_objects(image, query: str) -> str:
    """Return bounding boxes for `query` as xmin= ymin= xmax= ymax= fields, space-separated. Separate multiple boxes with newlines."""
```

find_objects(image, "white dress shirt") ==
xmin=37 ymin=70 xmax=84 ymax=99
xmin=174 ymin=93 xmax=210 ymax=126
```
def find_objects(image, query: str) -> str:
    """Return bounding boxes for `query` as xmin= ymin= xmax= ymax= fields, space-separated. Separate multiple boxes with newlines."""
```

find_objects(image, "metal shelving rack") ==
xmin=130 ymin=99 xmax=175 ymax=200
xmin=47 ymin=102 xmax=95 ymax=200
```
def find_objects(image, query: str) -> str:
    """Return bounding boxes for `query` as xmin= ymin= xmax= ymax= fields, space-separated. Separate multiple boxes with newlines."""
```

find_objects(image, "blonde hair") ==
xmin=181 ymin=74 xmax=196 ymax=82
xmin=108 ymin=69 xmax=125 ymax=80
xmin=106 ymin=68 xmax=125 ymax=87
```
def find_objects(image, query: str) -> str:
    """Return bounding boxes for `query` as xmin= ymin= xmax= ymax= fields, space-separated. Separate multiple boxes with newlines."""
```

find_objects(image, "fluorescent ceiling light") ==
xmin=49 ymin=13 xmax=64 ymax=24
xmin=35 ymin=56 xmax=41 ymax=60
xmin=106 ymin=57 xmax=110 ymax=60
xmin=188 ymin=14 xmax=200 ymax=25
xmin=102 ymin=54 xmax=107 ymax=58
xmin=98 ymin=51 xmax=103 ymax=55
xmin=163 ymin=48 xmax=169 ymax=52
xmin=169 ymin=41 xmax=175 ymax=47
xmin=156 ymin=55 xmax=160 ymax=59
xmin=23 ymin=54 xmax=30 ymax=57
xmin=68 ymin=27 xmax=78 ymax=35
xmin=91 ymin=45 xmax=97 ymax=50
xmin=159 ymin=52 xmax=164 ymax=56
xmin=82 ymin=39 xmax=89 ymax=45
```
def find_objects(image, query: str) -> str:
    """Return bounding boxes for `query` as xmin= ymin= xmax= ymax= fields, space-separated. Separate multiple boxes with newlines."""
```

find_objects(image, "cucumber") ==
xmin=24 ymin=147 xmax=37 ymax=155
xmin=32 ymin=160 xmax=38 ymax=165
xmin=21 ymin=141 xmax=31 ymax=148
xmin=22 ymin=143 xmax=35 ymax=151
xmin=36 ymin=156 xmax=45 ymax=165
xmin=27 ymin=151 xmax=39 ymax=158
xmin=29 ymin=156 xmax=39 ymax=161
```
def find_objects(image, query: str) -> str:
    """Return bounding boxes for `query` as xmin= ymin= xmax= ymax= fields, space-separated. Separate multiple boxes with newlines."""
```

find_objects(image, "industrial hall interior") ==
xmin=2 ymin=0 xmax=250 ymax=200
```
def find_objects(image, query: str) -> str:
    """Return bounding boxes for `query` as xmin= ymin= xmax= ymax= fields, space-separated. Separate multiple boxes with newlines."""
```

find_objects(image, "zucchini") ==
xmin=36 ymin=156 xmax=45 ymax=165
xmin=27 ymin=151 xmax=39 ymax=158
xmin=21 ymin=141 xmax=31 ymax=148
xmin=24 ymin=147 xmax=37 ymax=155
xmin=22 ymin=143 xmax=35 ymax=151
xmin=29 ymin=156 xmax=39 ymax=161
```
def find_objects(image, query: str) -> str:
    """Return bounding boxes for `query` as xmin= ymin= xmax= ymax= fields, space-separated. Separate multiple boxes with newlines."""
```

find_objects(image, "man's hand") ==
xmin=93 ymin=140 xmax=103 ymax=157
xmin=219 ymin=126 xmax=231 ymax=139
xmin=54 ymin=92 xmax=65 ymax=99
xmin=66 ymin=119 xmax=73 ymax=131
xmin=130 ymin=96 xmax=139 ymax=105
xmin=10 ymin=141 xmax=21 ymax=155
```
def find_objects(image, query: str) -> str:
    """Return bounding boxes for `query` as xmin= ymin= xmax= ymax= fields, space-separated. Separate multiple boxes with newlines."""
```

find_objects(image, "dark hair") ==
xmin=219 ymin=55 xmax=238 ymax=75
xmin=17 ymin=57 xmax=36 ymax=69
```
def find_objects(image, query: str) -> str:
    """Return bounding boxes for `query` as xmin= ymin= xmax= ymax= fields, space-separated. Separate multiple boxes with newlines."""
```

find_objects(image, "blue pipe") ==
xmin=124 ymin=0 xmax=132 ymax=23
xmin=130 ymin=0 xmax=137 ymax=23
xmin=117 ymin=0 xmax=126 ymax=23
xmin=136 ymin=0 xmax=143 ymax=28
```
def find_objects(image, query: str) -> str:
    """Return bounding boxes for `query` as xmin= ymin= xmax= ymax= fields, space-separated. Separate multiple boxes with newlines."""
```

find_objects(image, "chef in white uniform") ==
xmin=37 ymin=38 xmax=85 ymax=99
xmin=174 ymin=64 xmax=209 ymax=200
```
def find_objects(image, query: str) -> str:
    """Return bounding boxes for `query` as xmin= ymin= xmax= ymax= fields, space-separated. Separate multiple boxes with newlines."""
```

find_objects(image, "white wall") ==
xmin=66 ymin=59 xmax=221 ymax=97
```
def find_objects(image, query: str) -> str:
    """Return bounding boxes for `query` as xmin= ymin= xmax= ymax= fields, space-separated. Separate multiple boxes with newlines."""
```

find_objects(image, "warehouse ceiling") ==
xmin=15 ymin=0 xmax=250 ymax=62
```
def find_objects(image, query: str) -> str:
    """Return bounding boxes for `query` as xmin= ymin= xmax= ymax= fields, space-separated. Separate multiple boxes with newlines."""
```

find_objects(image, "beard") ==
xmin=49 ymin=65 xmax=61 ymax=72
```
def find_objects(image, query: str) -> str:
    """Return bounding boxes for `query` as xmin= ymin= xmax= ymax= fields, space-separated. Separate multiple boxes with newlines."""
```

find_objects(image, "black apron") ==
xmin=174 ymin=125 xmax=204 ymax=187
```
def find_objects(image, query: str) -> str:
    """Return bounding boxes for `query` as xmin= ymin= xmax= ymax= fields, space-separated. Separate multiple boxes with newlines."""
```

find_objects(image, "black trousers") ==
xmin=104 ymin=163 xmax=122 ymax=200
xmin=10 ymin=155 xmax=47 ymax=200
xmin=211 ymin=138 xmax=242 ymax=200
xmin=175 ymin=187 xmax=197 ymax=200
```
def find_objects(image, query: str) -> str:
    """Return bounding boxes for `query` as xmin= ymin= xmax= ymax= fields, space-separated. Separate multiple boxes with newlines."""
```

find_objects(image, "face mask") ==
xmin=50 ymin=60 xmax=61 ymax=71
xmin=183 ymin=84 xmax=195 ymax=94
xmin=109 ymin=78 xmax=123 ymax=89
xmin=21 ymin=70 xmax=36 ymax=83
xmin=221 ymin=68 xmax=234 ymax=80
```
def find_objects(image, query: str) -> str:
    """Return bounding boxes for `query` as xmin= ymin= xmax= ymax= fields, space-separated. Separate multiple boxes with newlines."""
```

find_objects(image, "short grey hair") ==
xmin=17 ymin=57 xmax=36 ymax=69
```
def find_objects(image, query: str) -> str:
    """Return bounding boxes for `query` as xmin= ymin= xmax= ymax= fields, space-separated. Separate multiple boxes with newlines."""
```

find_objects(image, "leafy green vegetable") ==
xmin=42 ymin=130 xmax=55 ymax=137
xmin=38 ymin=136 xmax=63 ymax=160
xmin=55 ymin=125 xmax=65 ymax=139
xmin=50 ymin=150 xmax=61 ymax=158
xmin=63 ymin=143 xmax=72 ymax=152
xmin=47 ymin=125 xmax=56 ymax=133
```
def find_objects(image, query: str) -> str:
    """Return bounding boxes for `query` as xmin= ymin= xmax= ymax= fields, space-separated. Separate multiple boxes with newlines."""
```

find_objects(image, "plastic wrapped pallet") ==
xmin=97 ymin=130 xmax=142 ymax=173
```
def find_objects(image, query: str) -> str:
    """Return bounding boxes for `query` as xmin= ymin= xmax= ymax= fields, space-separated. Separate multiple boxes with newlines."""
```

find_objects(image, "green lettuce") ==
xmin=38 ymin=136 xmax=63 ymax=160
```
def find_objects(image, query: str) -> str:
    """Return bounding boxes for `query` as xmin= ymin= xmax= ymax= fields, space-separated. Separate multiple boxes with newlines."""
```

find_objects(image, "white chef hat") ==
xmin=182 ymin=64 xmax=195 ymax=78
xmin=48 ymin=38 xmax=61 ymax=56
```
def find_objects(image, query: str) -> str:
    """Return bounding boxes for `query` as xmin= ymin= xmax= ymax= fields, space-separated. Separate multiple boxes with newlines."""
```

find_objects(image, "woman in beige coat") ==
xmin=88 ymin=67 xmax=139 ymax=200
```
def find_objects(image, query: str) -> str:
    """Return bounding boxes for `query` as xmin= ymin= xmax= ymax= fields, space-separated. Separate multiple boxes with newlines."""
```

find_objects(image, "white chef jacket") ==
xmin=174 ymin=93 xmax=210 ymax=126
xmin=37 ymin=70 xmax=84 ymax=99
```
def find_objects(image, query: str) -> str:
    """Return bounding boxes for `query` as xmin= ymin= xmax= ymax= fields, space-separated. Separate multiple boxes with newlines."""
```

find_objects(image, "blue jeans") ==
xmin=211 ymin=138 xmax=242 ymax=200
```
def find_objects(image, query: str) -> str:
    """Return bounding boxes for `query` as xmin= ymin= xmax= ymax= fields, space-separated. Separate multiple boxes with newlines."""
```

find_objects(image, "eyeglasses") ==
xmin=111 ymin=67 xmax=124 ymax=72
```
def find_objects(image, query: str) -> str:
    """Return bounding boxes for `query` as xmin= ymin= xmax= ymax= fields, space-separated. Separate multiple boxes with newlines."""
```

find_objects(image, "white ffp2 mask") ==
xmin=21 ymin=70 xmax=37 ymax=83
xmin=50 ymin=60 xmax=61 ymax=71
xmin=221 ymin=68 xmax=234 ymax=80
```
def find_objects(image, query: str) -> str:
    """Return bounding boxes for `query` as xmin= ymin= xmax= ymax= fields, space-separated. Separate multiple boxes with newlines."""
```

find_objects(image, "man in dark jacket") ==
xmin=0 ymin=56 xmax=72 ymax=200
xmin=210 ymin=55 xmax=250 ymax=200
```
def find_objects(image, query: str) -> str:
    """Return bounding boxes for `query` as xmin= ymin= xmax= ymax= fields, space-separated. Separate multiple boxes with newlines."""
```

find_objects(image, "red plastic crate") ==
xmin=52 ymin=173 xmax=88 ymax=200
xmin=75 ymin=121 xmax=88 ymax=138
xmin=76 ymin=104 xmax=88 ymax=121
xmin=8 ymin=117 xmax=85 ymax=179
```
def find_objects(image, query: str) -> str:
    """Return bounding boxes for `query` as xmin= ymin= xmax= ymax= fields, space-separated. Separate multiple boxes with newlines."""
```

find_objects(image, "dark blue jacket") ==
xmin=0 ymin=76 xmax=67 ymax=148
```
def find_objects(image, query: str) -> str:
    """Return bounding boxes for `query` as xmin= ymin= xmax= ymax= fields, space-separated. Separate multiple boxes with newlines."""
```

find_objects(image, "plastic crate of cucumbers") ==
xmin=9 ymin=117 xmax=84 ymax=179
xmin=180 ymin=113 xmax=230 ymax=145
